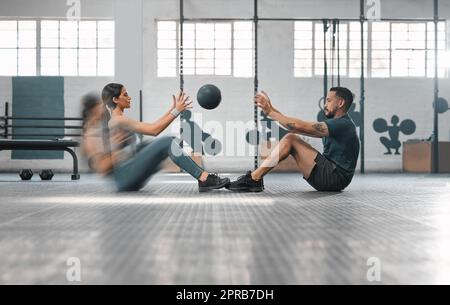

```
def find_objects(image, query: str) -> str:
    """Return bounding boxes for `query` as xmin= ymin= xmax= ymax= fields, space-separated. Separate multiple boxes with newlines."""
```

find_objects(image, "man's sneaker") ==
xmin=198 ymin=173 xmax=230 ymax=193
xmin=226 ymin=171 xmax=264 ymax=192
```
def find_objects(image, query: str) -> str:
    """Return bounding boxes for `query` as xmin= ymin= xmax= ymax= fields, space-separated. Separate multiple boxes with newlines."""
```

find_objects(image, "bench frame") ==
xmin=0 ymin=140 xmax=80 ymax=180
xmin=1 ymin=102 xmax=82 ymax=180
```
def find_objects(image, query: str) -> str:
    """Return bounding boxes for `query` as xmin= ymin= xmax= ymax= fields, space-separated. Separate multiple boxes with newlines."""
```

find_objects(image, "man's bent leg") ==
xmin=252 ymin=134 xmax=318 ymax=181
xmin=288 ymin=135 xmax=319 ymax=179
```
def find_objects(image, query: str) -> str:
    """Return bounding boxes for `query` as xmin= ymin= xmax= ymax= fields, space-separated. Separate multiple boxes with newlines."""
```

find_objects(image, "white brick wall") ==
xmin=1 ymin=0 xmax=450 ymax=173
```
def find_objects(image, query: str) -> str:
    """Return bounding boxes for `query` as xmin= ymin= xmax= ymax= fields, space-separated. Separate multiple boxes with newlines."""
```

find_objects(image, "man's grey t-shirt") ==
xmin=323 ymin=114 xmax=360 ymax=182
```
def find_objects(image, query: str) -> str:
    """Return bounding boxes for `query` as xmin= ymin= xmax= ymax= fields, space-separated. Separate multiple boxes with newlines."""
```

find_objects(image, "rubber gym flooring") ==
xmin=0 ymin=173 xmax=449 ymax=284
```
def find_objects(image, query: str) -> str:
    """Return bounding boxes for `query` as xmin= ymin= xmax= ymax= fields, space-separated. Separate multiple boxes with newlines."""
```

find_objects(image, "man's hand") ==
xmin=172 ymin=91 xmax=193 ymax=112
xmin=254 ymin=91 xmax=278 ymax=117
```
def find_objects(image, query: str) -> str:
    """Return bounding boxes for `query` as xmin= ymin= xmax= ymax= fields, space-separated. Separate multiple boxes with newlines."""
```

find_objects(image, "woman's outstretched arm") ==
xmin=115 ymin=92 xmax=192 ymax=136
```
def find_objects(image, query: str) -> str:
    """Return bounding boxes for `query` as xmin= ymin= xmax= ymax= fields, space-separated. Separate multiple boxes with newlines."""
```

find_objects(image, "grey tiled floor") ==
xmin=0 ymin=173 xmax=449 ymax=284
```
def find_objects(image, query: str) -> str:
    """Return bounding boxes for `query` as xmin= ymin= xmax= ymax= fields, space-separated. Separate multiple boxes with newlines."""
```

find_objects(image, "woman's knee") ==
xmin=155 ymin=135 xmax=176 ymax=146
xmin=150 ymin=136 xmax=175 ymax=152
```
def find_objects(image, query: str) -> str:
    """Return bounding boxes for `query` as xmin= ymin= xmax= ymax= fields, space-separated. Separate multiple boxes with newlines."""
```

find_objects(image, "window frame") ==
xmin=294 ymin=20 xmax=369 ymax=79
xmin=156 ymin=19 xmax=255 ymax=78
xmin=294 ymin=20 xmax=448 ymax=79
xmin=0 ymin=19 xmax=37 ymax=76
xmin=0 ymin=17 xmax=115 ymax=77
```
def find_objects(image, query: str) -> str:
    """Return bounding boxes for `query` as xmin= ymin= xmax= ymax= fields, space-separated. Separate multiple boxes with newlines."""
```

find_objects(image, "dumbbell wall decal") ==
xmin=373 ymin=116 xmax=416 ymax=155
xmin=436 ymin=98 xmax=450 ymax=141
xmin=436 ymin=98 xmax=449 ymax=115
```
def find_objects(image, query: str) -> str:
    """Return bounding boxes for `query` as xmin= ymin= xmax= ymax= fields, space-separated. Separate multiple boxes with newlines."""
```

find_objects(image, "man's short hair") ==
xmin=330 ymin=87 xmax=355 ymax=111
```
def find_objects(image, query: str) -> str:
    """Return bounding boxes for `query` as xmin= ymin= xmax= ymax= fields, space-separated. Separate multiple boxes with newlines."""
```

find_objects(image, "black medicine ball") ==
xmin=197 ymin=84 xmax=222 ymax=110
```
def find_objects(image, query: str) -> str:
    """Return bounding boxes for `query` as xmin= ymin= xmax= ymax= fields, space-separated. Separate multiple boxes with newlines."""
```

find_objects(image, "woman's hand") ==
xmin=172 ymin=91 xmax=193 ymax=112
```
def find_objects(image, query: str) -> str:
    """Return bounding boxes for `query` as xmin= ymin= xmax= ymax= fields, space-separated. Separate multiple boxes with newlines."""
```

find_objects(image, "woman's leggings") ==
xmin=114 ymin=136 xmax=204 ymax=192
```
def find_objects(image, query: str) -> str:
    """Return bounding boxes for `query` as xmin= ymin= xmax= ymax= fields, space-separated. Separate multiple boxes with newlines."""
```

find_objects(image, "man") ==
xmin=227 ymin=87 xmax=360 ymax=192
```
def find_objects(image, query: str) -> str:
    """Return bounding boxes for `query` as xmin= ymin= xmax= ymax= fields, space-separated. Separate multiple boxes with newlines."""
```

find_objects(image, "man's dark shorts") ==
xmin=304 ymin=153 xmax=352 ymax=192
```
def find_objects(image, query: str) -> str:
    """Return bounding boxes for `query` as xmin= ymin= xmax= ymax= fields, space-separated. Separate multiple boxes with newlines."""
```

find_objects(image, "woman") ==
xmin=81 ymin=93 xmax=116 ymax=175
xmin=81 ymin=84 xmax=229 ymax=192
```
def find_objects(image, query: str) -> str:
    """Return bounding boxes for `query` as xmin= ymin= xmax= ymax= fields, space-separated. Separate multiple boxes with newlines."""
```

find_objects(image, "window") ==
xmin=370 ymin=21 xmax=447 ymax=78
xmin=295 ymin=21 xmax=367 ymax=79
xmin=41 ymin=20 xmax=115 ymax=76
xmin=294 ymin=22 xmax=313 ymax=77
xmin=0 ymin=20 xmax=37 ymax=76
xmin=157 ymin=20 xmax=254 ymax=78
xmin=391 ymin=23 xmax=427 ymax=77
xmin=314 ymin=22 xmax=349 ymax=77
xmin=348 ymin=22 xmax=368 ymax=78
xmin=0 ymin=19 xmax=114 ymax=77
xmin=157 ymin=21 xmax=177 ymax=77
xmin=371 ymin=22 xmax=390 ymax=77
xmin=0 ymin=20 xmax=115 ymax=76
xmin=182 ymin=22 xmax=232 ymax=76
xmin=233 ymin=21 xmax=253 ymax=77
xmin=426 ymin=21 xmax=446 ymax=78
xmin=296 ymin=20 xmax=447 ymax=79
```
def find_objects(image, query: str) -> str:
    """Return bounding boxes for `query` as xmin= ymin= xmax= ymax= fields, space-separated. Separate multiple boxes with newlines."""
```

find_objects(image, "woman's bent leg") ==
xmin=114 ymin=136 xmax=173 ymax=191
xmin=168 ymin=138 xmax=204 ymax=180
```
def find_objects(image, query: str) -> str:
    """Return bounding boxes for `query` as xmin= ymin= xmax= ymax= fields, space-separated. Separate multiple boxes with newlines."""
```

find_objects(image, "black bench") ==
xmin=1 ymin=102 xmax=82 ymax=180
xmin=0 ymin=139 xmax=80 ymax=180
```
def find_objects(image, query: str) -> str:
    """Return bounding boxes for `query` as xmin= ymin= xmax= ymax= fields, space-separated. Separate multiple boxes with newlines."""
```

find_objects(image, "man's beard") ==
xmin=324 ymin=108 xmax=335 ymax=119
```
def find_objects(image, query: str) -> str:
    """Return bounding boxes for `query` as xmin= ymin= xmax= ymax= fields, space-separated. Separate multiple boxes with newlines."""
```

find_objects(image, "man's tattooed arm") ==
xmin=313 ymin=123 xmax=326 ymax=133
xmin=287 ymin=123 xmax=296 ymax=131
xmin=309 ymin=122 xmax=329 ymax=137
xmin=268 ymin=112 xmax=330 ymax=138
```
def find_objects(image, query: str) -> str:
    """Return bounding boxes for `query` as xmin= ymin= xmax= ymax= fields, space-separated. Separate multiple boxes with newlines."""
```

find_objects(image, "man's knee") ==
xmin=281 ymin=133 xmax=298 ymax=143
xmin=281 ymin=134 xmax=317 ymax=160
xmin=281 ymin=133 xmax=309 ymax=147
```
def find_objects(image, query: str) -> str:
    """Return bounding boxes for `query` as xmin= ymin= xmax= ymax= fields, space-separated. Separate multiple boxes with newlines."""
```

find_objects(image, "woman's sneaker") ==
xmin=226 ymin=171 xmax=264 ymax=192
xmin=198 ymin=174 xmax=230 ymax=192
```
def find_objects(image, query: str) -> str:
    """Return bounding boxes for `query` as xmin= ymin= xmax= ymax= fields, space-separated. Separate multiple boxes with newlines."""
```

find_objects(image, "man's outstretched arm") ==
xmin=254 ymin=91 xmax=329 ymax=138
xmin=270 ymin=112 xmax=329 ymax=138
